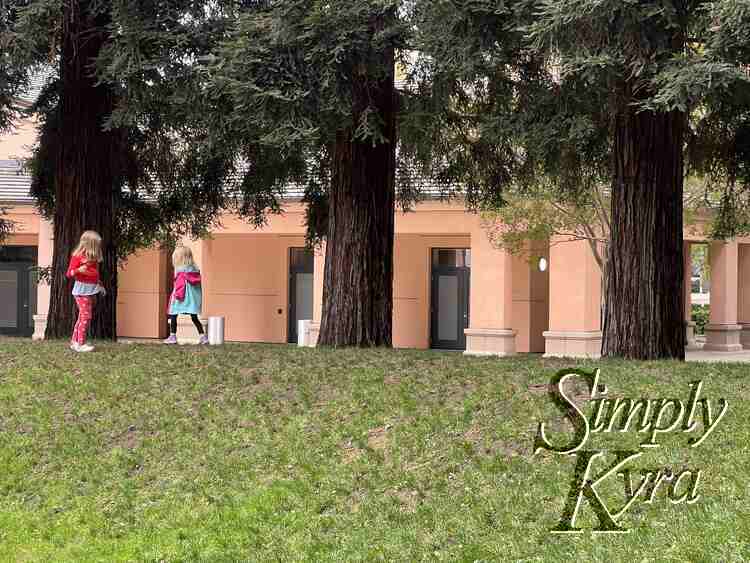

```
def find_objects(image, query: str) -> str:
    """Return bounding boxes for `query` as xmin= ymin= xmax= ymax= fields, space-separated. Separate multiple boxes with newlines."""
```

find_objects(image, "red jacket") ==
xmin=66 ymin=254 xmax=100 ymax=284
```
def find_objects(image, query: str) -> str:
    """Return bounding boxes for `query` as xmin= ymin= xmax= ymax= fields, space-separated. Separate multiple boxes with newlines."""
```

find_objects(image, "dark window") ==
xmin=290 ymin=247 xmax=314 ymax=271
xmin=431 ymin=249 xmax=470 ymax=268
xmin=0 ymin=245 xmax=37 ymax=263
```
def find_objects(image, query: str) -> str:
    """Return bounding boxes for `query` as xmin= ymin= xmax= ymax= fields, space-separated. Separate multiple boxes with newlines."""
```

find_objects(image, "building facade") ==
xmin=3 ymin=99 xmax=750 ymax=356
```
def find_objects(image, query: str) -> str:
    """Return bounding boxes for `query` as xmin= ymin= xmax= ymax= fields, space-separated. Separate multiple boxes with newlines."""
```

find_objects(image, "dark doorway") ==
xmin=0 ymin=246 xmax=38 ymax=337
xmin=288 ymin=248 xmax=314 ymax=343
xmin=430 ymin=248 xmax=470 ymax=350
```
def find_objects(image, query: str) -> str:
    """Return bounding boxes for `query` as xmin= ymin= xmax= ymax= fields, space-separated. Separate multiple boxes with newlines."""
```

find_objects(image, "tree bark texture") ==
xmin=45 ymin=0 xmax=119 ymax=340
xmin=602 ymin=99 xmax=686 ymax=360
xmin=317 ymin=12 xmax=397 ymax=347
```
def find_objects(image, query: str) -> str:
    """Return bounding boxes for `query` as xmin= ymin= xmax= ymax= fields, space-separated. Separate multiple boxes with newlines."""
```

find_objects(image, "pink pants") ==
xmin=72 ymin=296 xmax=94 ymax=345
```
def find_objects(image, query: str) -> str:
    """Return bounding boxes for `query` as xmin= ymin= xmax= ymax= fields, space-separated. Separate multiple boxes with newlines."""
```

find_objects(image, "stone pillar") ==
xmin=683 ymin=241 xmax=697 ymax=349
xmin=512 ymin=241 xmax=549 ymax=353
xmin=174 ymin=237 xmax=208 ymax=343
xmin=543 ymin=236 xmax=602 ymax=358
xmin=306 ymin=241 xmax=325 ymax=346
xmin=739 ymin=244 xmax=750 ymax=348
xmin=464 ymin=221 xmax=516 ymax=356
xmin=704 ymin=240 xmax=742 ymax=351
xmin=32 ymin=217 xmax=53 ymax=340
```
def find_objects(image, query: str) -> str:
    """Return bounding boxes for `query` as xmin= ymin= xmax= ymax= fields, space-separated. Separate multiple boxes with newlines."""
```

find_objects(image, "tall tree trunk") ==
xmin=45 ymin=0 xmax=119 ymax=340
xmin=317 ymin=11 xmax=396 ymax=347
xmin=602 ymin=98 xmax=686 ymax=360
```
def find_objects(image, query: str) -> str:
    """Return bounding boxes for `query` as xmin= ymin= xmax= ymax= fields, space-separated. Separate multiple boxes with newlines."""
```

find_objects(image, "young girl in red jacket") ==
xmin=66 ymin=231 xmax=106 ymax=352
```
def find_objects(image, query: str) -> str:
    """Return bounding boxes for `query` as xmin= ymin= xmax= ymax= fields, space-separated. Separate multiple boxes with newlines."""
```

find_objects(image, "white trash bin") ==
xmin=207 ymin=316 xmax=225 ymax=345
xmin=298 ymin=320 xmax=311 ymax=347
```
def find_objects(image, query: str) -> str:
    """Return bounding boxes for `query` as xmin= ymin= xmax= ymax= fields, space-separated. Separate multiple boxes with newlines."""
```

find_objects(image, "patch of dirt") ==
xmin=124 ymin=432 xmax=141 ymax=450
xmin=111 ymin=425 xmax=143 ymax=451
xmin=367 ymin=426 xmax=389 ymax=451
xmin=392 ymin=488 xmax=419 ymax=514
xmin=341 ymin=439 xmax=362 ymax=464
xmin=486 ymin=439 xmax=528 ymax=458
xmin=528 ymin=383 xmax=550 ymax=395
xmin=463 ymin=424 xmax=482 ymax=443
xmin=313 ymin=384 xmax=340 ymax=406
xmin=340 ymin=424 xmax=395 ymax=463
xmin=198 ymin=383 xmax=229 ymax=404
xmin=239 ymin=368 xmax=272 ymax=387
xmin=384 ymin=375 xmax=401 ymax=385
xmin=460 ymin=420 xmax=529 ymax=459
xmin=528 ymin=381 xmax=592 ymax=407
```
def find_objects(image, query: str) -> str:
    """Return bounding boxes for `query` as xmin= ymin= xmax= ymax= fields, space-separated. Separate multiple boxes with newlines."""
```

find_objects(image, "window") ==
xmin=432 ymin=249 xmax=470 ymax=268
xmin=0 ymin=246 xmax=37 ymax=263
xmin=289 ymin=247 xmax=314 ymax=271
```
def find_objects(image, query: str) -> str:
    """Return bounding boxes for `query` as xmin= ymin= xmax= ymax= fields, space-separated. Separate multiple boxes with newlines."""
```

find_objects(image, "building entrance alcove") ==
xmin=430 ymin=248 xmax=470 ymax=350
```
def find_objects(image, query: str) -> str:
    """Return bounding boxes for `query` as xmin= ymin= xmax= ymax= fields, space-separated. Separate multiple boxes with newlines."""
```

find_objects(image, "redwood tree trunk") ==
xmin=45 ymin=0 xmax=119 ymax=340
xmin=602 ymin=99 xmax=686 ymax=360
xmin=317 ymin=12 xmax=396 ymax=347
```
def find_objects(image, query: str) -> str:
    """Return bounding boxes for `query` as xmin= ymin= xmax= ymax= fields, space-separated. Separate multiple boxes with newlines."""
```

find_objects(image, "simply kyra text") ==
xmin=533 ymin=368 xmax=729 ymax=533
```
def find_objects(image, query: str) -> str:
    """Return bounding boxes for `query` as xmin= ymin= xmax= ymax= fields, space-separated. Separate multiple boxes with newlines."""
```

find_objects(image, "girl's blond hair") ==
xmin=172 ymin=245 xmax=196 ymax=269
xmin=72 ymin=231 xmax=103 ymax=262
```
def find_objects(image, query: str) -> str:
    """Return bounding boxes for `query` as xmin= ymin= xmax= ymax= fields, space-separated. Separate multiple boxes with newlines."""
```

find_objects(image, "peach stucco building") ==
xmin=3 ymin=97 xmax=750 ymax=357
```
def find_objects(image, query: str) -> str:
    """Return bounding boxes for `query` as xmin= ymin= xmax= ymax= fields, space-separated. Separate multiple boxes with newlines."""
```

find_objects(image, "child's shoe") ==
xmin=70 ymin=342 xmax=80 ymax=352
xmin=163 ymin=334 xmax=178 ymax=345
xmin=79 ymin=343 xmax=95 ymax=352
xmin=198 ymin=334 xmax=209 ymax=345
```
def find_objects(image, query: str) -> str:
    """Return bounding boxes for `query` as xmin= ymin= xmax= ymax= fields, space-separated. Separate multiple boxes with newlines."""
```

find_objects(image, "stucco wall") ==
xmin=2 ymin=206 xmax=40 ymax=245
xmin=117 ymin=249 xmax=170 ymax=339
xmin=8 ymin=199 xmax=750 ymax=351
xmin=393 ymin=234 xmax=471 ymax=349
xmin=202 ymin=234 xmax=307 ymax=343
xmin=0 ymin=116 xmax=37 ymax=160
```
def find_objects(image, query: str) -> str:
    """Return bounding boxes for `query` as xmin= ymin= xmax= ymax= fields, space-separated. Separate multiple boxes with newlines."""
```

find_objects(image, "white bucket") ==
xmin=298 ymin=319 xmax=311 ymax=346
xmin=207 ymin=316 xmax=225 ymax=345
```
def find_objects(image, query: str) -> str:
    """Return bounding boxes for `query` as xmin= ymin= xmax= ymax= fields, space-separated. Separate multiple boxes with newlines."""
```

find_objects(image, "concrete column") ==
xmin=512 ymin=240 xmax=549 ymax=353
xmin=739 ymin=244 xmax=750 ymax=348
xmin=543 ymin=236 xmax=602 ymax=358
xmin=32 ymin=217 xmax=53 ymax=340
xmin=306 ymin=241 xmax=325 ymax=346
xmin=464 ymin=220 xmax=516 ymax=356
xmin=174 ymin=237 xmax=207 ymax=343
xmin=683 ymin=241 xmax=697 ymax=349
xmin=704 ymin=240 xmax=742 ymax=351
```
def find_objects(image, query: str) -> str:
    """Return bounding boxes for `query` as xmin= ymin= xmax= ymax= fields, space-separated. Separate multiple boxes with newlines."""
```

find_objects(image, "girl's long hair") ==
xmin=172 ymin=245 xmax=196 ymax=269
xmin=72 ymin=230 xmax=103 ymax=262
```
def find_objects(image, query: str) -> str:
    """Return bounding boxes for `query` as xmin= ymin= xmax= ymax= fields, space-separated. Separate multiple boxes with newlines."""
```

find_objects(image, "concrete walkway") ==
xmin=684 ymin=336 xmax=750 ymax=362
xmin=687 ymin=347 xmax=750 ymax=363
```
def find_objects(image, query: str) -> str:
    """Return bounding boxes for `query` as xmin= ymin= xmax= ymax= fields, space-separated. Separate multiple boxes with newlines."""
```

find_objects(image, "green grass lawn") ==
xmin=0 ymin=339 xmax=747 ymax=562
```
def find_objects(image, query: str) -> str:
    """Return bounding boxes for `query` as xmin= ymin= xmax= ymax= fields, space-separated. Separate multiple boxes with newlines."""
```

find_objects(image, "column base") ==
xmin=685 ymin=321 xmax=699 ymax=350
xmin=176 ymin=315 xmax=208 ymax=344
xmin=32 ymin=314 xmax=47 ymax=341
xmin=703 ymin=324 xmax=743 ymax=352
xmin=463 ymin=328 xmax=516 ymax=357
xmin=543 ymin=330 xmax=602 ymax=359
xmin=741 ymin=324 xmax=750 ymax=349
